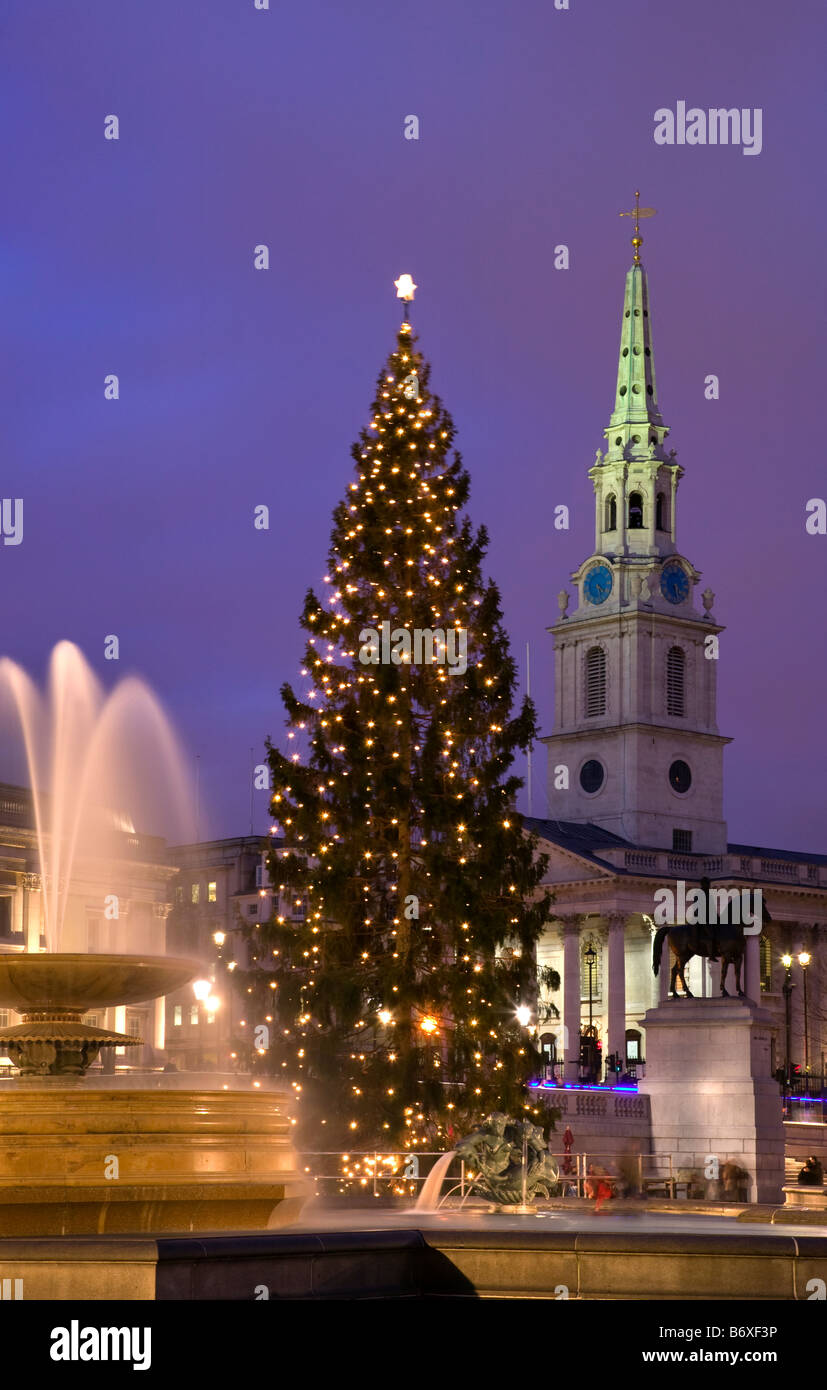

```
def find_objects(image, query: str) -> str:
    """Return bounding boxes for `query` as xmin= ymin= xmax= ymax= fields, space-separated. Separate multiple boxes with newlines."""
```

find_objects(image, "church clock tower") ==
xmin=544 ymin=196 xmax=729 ymax=854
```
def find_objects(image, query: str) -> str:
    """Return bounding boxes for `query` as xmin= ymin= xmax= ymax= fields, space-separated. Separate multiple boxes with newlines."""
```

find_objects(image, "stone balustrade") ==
xmin=604 ymin=848 xmax=825 ymax=886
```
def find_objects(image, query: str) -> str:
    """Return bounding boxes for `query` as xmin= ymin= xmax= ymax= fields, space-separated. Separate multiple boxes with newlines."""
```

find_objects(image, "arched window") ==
xmin=625 ymin=1028 xmax=642 ymax=1062
xmin=628 ymin=491 xmax=644 ymax=528
xmin=666 ymin=646 xmax=685 ymax=717
xmin=604 ymin=494 xmax=617 ymax=531
xmin=656 ymin=492 xmax=666 ymax=530
xmin=585 ymin=646 xmax=606 ymax=717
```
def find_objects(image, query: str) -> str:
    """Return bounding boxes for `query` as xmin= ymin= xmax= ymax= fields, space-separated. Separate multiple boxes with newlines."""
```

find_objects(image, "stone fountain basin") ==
xmin=0 ymin=953 xmax=202 ymax=1013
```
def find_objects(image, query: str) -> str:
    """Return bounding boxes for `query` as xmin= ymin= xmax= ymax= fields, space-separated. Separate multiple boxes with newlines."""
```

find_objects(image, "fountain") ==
xmin=0 ymin=952 xmax=199 ymax=1078
xmin=0 ymin=643 xmax=306 ymax=1241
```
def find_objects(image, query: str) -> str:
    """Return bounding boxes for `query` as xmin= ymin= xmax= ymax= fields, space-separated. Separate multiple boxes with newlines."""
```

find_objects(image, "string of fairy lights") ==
xmin=227 ymin=275 xmax=551 ymax=1149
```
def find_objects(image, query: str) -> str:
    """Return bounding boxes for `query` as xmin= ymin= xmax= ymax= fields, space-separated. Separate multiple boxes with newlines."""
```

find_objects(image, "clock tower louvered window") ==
xmin=666 ymin=646 xmax=685 ymax=716
xmin=585 ymin=646 xmax=606 ymax=717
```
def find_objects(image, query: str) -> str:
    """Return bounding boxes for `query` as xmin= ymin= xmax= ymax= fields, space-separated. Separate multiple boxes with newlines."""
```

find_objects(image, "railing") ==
xmin=624 ymin=851 xmax=657 ymax=870
xmin=535 ymin=1067 xmax=644 ymax=1087
xmin=300 ymin=1150 xmax=469 ymax=1200
xmin=529 ymin=1084 xmax=649 ymax=1121
xmin=605 ymin=847 xmax=824 ymax=885
xmin=299 ymin=1150 xmax=723 ymax=1202
xmin=788 ymin=1068 xmax=827 ymax=1099
xmin=760 ymin=858 xmax=799 ymax=880
xmin=667 ymin=855 xmax=697 ymax=875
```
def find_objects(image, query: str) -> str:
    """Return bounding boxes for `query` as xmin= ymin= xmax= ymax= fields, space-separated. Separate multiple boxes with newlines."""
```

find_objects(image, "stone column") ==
xmin=561 ymin=916 xmax=582 ymax=1082
xmin=153 ymin=901 xmax=172 ymax=957
xmin=651 ymin=923 xmax=669 ymax=1003
xmin=153 ymin=996 xmax=166 ymax=1052
xmin=593 ymin=475 xmax=601 ymax=553
xmin=21 ymin=873 xmax=41 ymax=952
xmin=744 ymin=926 xmax=761 ymax=1004
xmin=606 ymin=914 xmax=626 ymax=1064
xmin=11 ymin=883 xmax=24 ymax=939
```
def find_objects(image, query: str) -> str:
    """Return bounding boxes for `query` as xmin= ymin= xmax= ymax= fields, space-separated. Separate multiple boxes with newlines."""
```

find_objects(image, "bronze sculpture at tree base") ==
xmin=454 ymin=1113 xmax=558 ymax=1206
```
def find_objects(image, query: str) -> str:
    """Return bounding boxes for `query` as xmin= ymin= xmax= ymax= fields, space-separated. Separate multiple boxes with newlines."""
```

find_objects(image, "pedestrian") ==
xmin=585 ymin=1162 xmax=614 ymax=1213
xmin=797 ymin=1155 xmax=824 ymax=1186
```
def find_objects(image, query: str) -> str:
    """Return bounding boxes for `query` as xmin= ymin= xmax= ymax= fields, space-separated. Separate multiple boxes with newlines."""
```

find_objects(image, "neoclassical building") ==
xmin=0 ymin=783 xmax=176 ymax=1063
xmin=526 ymin=226 xmax=827 ymax=1085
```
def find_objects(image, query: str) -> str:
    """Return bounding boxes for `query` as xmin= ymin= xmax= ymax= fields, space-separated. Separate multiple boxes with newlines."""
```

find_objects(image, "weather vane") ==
xmin=619 ymin=190 xmax=657 ymax=265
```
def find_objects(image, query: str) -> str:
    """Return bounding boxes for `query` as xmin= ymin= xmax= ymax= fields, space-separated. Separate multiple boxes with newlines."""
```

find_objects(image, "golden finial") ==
xmin=619 ymin=190 xmax=657 ymax=264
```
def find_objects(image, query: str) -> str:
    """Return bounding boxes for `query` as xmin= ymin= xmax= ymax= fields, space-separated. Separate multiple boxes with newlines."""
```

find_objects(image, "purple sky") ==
xmin=1 ymin=0 xmax=825 ymax=851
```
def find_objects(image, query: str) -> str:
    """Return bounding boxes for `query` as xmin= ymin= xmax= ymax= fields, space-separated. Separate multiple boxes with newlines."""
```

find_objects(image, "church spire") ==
xmin=607 ymin=193 xmax=664 ymax=450
xmin=588 ymin=195 xmax=682 ymax=559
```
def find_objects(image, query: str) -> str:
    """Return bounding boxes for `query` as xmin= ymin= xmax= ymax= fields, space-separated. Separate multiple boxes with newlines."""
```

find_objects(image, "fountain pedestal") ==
xmin=638 ymin=997 xmax=784 ymax=1204
xmin=0 ymin=1087 xmax=307 ymax=1235
xmin=0 ymin=955 xmax=308 ymax=1234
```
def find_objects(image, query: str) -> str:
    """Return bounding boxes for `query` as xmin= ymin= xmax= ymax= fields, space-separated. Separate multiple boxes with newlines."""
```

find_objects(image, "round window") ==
xmin=669 ymin=760 xmax=692 ymax=794
xmin=580 ymin=759 xmax=605 ymax=794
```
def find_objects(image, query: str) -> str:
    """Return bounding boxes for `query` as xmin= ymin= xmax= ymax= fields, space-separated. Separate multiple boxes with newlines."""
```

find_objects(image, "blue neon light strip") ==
xmin=528 ymin=1080 xmax=639 ymax=1093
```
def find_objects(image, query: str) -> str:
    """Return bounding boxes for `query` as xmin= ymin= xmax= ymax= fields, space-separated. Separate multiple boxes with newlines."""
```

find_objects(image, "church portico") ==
xmin=531 ymin=827 xmax=827 ymax=1089
xmin=536 ymin=893 xmax=664 ymax=1082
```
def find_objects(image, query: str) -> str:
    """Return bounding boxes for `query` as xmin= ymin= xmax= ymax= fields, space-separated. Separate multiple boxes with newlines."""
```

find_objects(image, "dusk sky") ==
xmin=1 ymin=0 xmax=824 ymax=850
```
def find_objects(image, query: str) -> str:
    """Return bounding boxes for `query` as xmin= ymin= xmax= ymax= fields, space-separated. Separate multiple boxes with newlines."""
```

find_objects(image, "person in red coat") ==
xmin=585 ymin=1163 xmax=614 ymax=1212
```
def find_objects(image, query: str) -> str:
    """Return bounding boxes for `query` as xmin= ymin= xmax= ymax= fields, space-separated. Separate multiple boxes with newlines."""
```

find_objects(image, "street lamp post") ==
xmin=584 ymin=942 xmax=597 ymax=1082
xmin=585 ymin=943 xmax=596 ymax=1034
xmin=798 ymin=951 xmax=811 ymax=1073
xmin=781 ymin=954 xmax=794 ymax=1090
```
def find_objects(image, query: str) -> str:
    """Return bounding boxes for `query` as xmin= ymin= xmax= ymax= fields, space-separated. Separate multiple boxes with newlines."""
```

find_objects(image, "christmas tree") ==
xmin=238 ymin=279 xmax=555 ymax=1151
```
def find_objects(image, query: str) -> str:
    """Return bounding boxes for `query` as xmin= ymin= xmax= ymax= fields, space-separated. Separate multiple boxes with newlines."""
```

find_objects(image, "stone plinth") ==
xmin=638 ymin=998 xmax=784 ymax=1204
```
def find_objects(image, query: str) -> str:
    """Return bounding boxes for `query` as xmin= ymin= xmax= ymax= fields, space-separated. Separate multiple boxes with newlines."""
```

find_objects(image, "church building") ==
xmin=526 ymin=210 xmax=827 ymax=1087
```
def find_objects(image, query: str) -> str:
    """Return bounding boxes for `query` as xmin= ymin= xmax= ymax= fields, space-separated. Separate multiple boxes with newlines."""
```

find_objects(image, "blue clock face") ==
xmin=583 ymin=563 xmax=613 ymax=605
xmin=660 ymin=561 xmax=690 ymax=605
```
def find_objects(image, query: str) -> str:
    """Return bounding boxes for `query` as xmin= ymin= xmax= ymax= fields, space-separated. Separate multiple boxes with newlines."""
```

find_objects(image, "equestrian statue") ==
xmin=651 ymin=878 xmax=767 ymax=1000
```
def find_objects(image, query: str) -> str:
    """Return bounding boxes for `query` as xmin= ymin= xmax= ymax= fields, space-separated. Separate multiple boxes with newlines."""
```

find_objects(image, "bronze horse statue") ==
xmin=652 ymin=921 xmax=746 ymax=999
xmin=651 ymin=876 xmax=769 ymax=999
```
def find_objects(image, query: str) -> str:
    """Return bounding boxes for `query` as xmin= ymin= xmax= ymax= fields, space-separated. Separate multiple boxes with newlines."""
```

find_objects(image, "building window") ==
xmin=604 ymin=494 xmax=617 ymax=531
xmin=666 ymin=646 xmax=686 ymax=716
xmin=207 ymin=881 xmax=217 ymax=904
xmin=579 ymin=759 xmax=605 ymax=794
xmin=626 ymin=1028 xmax=642 ymax=1062
xmin=628 ymin=491 xmax=644 ymax=529
xmin=585 ymin=646 xmax=607 ymax=718
xmin=0 ymin=1009 xmax=9 ymax=1028
xmin=656 ymin=492 xmax=666 ymax=531
xmin=669 ymin=759 xmax=692 ymax=794
xmin=0 ymin=897 xmax=14 ymax=938
xmin=672 ymin=829 xmax=692 ymax=853
xmin=175 ymin=885 xmax=184 ymax=904
xmin=248 ymin=903 xmax=259 ymax=917
xmin=190 ymin=1005 xmax=199 ymax=1026
xmin=173 ymin=1005 xmax=182 ymax=1026
xmin=191 ymin=883 xmax=200 ymax=905
xmin=126 ymin=1011 xmax=142 ymax=1038
xmin=760 ymin=933 xmax=772 ymax=993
